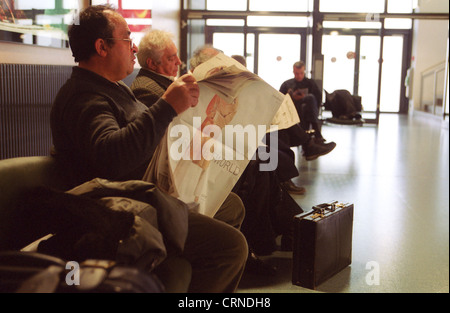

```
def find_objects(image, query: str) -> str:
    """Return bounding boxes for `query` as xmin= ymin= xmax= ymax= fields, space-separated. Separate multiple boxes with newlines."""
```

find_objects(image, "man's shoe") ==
xmin=314 ymin=136 xmax=326 ymax=144
xmin=280 ymin=180 xmax=306 ymax=195
xmin=303 ymin=139 xmax=336 ymax=161
xmin=245 ymin=252 xmax=277 ymax=276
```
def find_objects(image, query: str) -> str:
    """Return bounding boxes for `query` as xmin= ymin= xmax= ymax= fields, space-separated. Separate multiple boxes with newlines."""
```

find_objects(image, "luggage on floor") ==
xmin=292 ymin=201 xmax=354 ymax=289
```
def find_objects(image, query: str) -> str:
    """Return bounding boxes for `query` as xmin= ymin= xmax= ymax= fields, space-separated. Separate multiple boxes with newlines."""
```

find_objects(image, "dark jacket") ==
xmin=50 ymin=67 xmax=177 ymax=187
xmin=279 ymin=77 xmax=322 ymax=106
xmin=131 ymin=68 xmax=173 ymax=108
xmin=18 ymin=178 xmax=189 ymax=270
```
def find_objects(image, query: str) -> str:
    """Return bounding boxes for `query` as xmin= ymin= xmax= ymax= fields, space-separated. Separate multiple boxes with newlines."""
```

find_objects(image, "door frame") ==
xmin=205 ymin=25 xmax=309 ymax=76
xmin=322 ymin=28 xmax=411 ymax=114
xmin=201 ymin=24 xmax=411 ymax=114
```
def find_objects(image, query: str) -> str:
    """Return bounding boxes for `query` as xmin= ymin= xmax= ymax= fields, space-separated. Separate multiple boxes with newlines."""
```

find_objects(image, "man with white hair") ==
xmin=132 ymin=30 xmax=245 ymax=229
xmin=132 ymin=30 xmax=182 ymax=106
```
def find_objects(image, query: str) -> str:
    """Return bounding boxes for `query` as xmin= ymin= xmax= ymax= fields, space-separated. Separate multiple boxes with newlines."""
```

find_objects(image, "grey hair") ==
xmin=137 ymin=29 xmax=175 ymax=68
xmin=189 ymin=44 xmax=222 ymax=71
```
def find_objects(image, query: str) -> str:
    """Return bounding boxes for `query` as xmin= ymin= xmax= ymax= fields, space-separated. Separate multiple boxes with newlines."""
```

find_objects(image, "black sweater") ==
xmin=50 ymin=67 xmax=177 ymax=187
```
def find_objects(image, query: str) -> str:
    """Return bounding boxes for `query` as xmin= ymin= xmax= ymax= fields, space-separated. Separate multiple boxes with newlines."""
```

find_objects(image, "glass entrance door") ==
xmin=212 ymin=31 xmax=303 ymax=90
xmin=379 ymin=36 xmax=404 ymax=112
xmin=322 ymin=33 xmax=407 ymax=113
xmin=359 ymin=36 xmax=381 ymax=112
xmin=322 ymin=35 xmax=357 ymax=94
xmin=210 ymin=28 xmax=408 ymax=113
xmin=257 ymin=34 xmax=301 ymax=90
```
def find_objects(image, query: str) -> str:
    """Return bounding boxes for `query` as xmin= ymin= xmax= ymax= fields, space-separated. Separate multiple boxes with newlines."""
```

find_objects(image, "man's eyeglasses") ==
xmin=105 ymin=38 xmax=134 ymax=49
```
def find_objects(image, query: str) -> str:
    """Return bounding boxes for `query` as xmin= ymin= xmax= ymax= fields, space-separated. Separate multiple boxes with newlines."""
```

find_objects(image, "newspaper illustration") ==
xmin=144 ymin=53 xmax=299 ymax=217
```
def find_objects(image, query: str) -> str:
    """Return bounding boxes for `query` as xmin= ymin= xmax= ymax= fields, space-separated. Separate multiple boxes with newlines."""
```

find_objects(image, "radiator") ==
xmin=0 ymin=64 xmax=72 ymax=160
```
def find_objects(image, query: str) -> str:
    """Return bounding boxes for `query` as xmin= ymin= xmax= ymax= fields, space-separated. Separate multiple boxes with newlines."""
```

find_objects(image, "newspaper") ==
xmin=144 ymin=53 xmax=299 ymax=217
xmin=271 ymin=93 xmax=300 ymax=130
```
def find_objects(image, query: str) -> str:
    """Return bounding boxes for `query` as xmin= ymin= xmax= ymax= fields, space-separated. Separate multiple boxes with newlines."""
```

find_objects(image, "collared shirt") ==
xmin=146 ymin=68 xmax=176 ymax=82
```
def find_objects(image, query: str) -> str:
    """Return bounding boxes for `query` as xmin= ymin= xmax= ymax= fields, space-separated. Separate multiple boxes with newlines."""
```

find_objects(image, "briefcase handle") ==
xmin=295 ymin=201 xmax=349 ymax=220
xmin=312 ymin=201 xmax=339 ymax=214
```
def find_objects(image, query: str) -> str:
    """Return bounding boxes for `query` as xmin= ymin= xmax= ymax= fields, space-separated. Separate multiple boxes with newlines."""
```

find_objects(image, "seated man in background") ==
xmin=131 ymin=29 xmax=182 ymax=106
xmin=50 ymin=5 xmax=247 ymax=293
xmin=277 ymin=61 xmax=336 ymax=192
xmin=280 ymin=61 xmax=326 ymax=143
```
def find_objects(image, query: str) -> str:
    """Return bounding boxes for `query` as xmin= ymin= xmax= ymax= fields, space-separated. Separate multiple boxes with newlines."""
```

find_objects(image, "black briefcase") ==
xmin=292 ymin=201 xmax=354 ymax=289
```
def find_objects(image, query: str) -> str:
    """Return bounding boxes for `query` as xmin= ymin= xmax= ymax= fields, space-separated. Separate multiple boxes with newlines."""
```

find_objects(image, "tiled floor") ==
xmin=238 ymin=113 xmax=449 ymax=293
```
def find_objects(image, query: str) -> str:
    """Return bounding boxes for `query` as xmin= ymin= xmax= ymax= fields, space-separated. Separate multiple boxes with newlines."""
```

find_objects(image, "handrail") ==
xmin=420 ymin=61 xmax=446 ymax=116
xmin=421 ymin=61 xmax=445 ymax=77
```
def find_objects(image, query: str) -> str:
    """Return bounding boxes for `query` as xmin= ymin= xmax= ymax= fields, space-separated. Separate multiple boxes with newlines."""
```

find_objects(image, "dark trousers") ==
xmin=233 ymin=159 xmax=303 ymax=256
xmin=182 ymin=193 xmax=248 ymax=293
xmin=295 ymin=94 xmax=323 ymax=139
xmin=262 ymin=124 xmax=309 ymax=182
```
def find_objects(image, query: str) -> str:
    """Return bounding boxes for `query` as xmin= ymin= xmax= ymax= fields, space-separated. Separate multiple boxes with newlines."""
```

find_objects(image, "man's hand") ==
xmin=162 ymin=74 xmax=200 ymax=114
xmin=289 ymin=89 xmax=304 ymax=101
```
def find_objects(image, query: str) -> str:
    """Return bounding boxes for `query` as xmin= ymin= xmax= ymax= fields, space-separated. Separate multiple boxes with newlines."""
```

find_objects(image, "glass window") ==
xmin=320 ymin=0 xmax=384 ymax=13
xmin=387 ymin=0 xmax=413 ymax=13
xmin=384 ymin=18 xmax=412 ymax=29
xmin=323 ymin=21 xmax=382 ymax=30
xmin=0 ymin=0 xmax=80 ymax=48
xmin=212 ymin=33 xmax=245 ymax=58
xmin=258 ymin=34 xmax=301 ymax=89
xmin=380 ymin=36 xmax=404 ymax=112
xmin=358 ymin=36 xmax=381 ymax=112
xmin=15 ymin=0 xmax=54 ymax=9
xmin=121 ymin=0 xmax=152 ymax=10
xmin=247 ymin=16 xmax=308 ymax=27
xmin=206 ymin=0 xmax=247 ymax=11
xmin=246 ymin=33 xmax=255 ymax=72
xmin=94 ymin=0 xmax=119 ymax=8
xmin=184 ymin=0 xmax=206 ymax=10
xmin=249 ymin=0 xmax=312 ymax=12
xmin=322 ymin=35 xmax=356 ymax=94
xmin=206 ymin=19 xmax=245 ymax=26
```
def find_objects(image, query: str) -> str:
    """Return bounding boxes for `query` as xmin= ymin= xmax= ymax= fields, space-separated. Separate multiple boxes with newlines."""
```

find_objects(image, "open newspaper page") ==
xmin=144 ymin=53 xmax=298 ymax=217
xmin=271 ymin=94 xmax=300 ymax=130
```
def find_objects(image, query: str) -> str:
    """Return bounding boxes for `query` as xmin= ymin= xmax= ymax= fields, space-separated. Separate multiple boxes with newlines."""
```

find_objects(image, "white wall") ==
xmin=410 ymin=0 xmax=449 ymax=113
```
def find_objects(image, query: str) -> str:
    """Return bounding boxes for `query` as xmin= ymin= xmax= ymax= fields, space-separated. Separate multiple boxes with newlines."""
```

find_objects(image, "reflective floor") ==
xmin=238 ymin=114 xmax=449 ymax=293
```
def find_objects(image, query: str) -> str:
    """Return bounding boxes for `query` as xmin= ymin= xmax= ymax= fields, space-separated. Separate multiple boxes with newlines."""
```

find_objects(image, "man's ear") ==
xmin=146 ymin=58 xmax=158 ymax=71
xmin=94 ymin=38 xmax=109 ymax=57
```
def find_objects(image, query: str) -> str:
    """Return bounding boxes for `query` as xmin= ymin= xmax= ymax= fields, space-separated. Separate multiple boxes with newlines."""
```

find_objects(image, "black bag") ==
xmin=324 ymin=89 xmax=362 ymax=120
xmin=292 ymin=201 xmax=354 ymax=289
xmin=0 ymin=251 xmax=164 ymax=293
